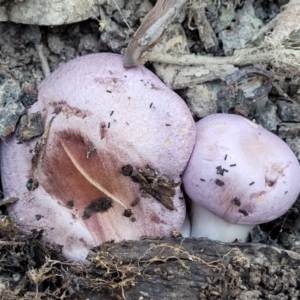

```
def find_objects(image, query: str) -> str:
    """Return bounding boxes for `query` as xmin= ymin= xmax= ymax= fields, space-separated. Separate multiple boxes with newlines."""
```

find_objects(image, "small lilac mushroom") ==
xmin=183 ymin=113 xmax=300 ymax=242
xmin=1 ymin=53 xmax=196 ymax=263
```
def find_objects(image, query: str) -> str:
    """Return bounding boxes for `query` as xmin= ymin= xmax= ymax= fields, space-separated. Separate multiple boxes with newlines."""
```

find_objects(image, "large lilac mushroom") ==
xmin=1 ymin=53 xmax=196 ymax=263
xmin=183 ymin=113 xmax=300 ymax=242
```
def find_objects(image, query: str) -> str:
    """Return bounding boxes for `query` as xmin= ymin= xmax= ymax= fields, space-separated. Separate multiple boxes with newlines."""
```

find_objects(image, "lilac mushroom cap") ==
xmin=183 ymin=113 xmax=300 ymax=242
xmin=1 ymin=53 xmax=196 ymax=263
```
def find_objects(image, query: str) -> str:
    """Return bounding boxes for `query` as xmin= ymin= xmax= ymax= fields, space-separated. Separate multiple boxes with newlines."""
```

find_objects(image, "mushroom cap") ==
xmin=183 ymin=113 xmax=300 ymax=225
xmin=1 ymin=53 xmax=195 ymax=262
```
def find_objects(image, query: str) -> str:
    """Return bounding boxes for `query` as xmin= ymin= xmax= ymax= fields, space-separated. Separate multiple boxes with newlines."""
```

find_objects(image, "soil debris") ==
xmin=82 ymin=197 xmax=113 ymax=220
xmin=122 ymin=164 xmax=179 ymax=211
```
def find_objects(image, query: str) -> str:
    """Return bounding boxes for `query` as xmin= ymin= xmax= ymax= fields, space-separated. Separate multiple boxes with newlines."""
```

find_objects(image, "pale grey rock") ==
xmin=278 ymin=123 xmax=300 ymax=139
xmin=277 ymin=100 xmax=300 ymax=122
xmin=0 ymin=76 xmax=26 ymax=138
xmin=286 ymin=138 xmax=300 ymax=161
xmin=255 ymin=103 xmax=280 ymax=132
xmin=219 ymin=0 xmax=263 ymax=55
xmin=0 ymin=0 xmax=100 ymax=25
xmin=186 ymin=82 xmax=220 ymax=118
xmin=47 ymin=35 xmax=65 ymax=55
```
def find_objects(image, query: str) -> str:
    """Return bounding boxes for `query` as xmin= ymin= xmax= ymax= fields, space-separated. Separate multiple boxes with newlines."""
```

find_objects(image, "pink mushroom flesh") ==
xmin=183 ymin=113 xmax=300 ymax=242
xmin=1 ymin=53 xmax=196 ymax=263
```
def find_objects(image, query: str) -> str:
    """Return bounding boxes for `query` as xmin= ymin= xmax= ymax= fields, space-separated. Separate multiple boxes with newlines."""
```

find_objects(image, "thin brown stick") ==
xmin=143 ymin=49 xmax=300 ymax=67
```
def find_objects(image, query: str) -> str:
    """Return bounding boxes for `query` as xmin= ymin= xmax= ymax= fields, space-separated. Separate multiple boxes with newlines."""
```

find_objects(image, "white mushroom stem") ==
xmin=191 ymin=202 xmax=255 ymax=243
xmin=180 ymin=213 xmax=191 ymax=237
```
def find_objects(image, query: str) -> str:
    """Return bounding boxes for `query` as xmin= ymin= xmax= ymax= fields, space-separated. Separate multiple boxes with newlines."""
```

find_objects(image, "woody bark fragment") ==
xmin=123 ymin=0 xmax=186 ymax=67
xmin=190 ymin=5 xmax=218 ymax=52
xmin=85 ymin=238 xmax=300 ymax=299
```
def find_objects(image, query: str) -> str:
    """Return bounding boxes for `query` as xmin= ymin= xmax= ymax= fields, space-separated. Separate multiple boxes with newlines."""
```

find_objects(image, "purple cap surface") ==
xmin=183 ymin=113 xmax=300 ymax=225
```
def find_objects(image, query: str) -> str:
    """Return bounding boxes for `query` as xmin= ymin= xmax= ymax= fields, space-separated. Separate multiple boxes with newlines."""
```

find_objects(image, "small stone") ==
xmin=255 ymin=104 xmax=280 ymax=132
xmin=186 ymin=83 xmax=219 ymax=118
xmin=217 ymin=86 xmax=235 ymax=113
xmin=47 ymin=34 xmax=65 ymax=55
xmin=104 ymin=0 xmax=125 ymax=15
xmin=12 ymin=273 xmax=21 ymax=282
xmin=113 ymin=9 xmax=132 ymax=26
xmin=286 ymin=138 xmax=300 ymax=161
xmin=279 ymin=231 xmax=297 ymax=248
xmin=219 ymin=1 xmax=263 ymax=55
xmin=251 ymin=225 xmax=268 ymax=243
xmin=78 ymin=34 xmax=99 ymax=52
xmin=100 ymin=19 xmax=127 ymax=52
xmin=16 ymin=112 xmax=44 ymax=143
xmin=2 ymin=0 xmax=100 ymax=25
xmin=277 ymin=100 xmax=300 ymax=122
xmin=278 ymin=123 xmax=300 ymax=139
xmin=20 ymin=90 xmax=37 ymax=108
xmin=0 ymin=76 xmax=26 ymax=138
xmin=136 ymin=0 xmax=153 ymax=19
